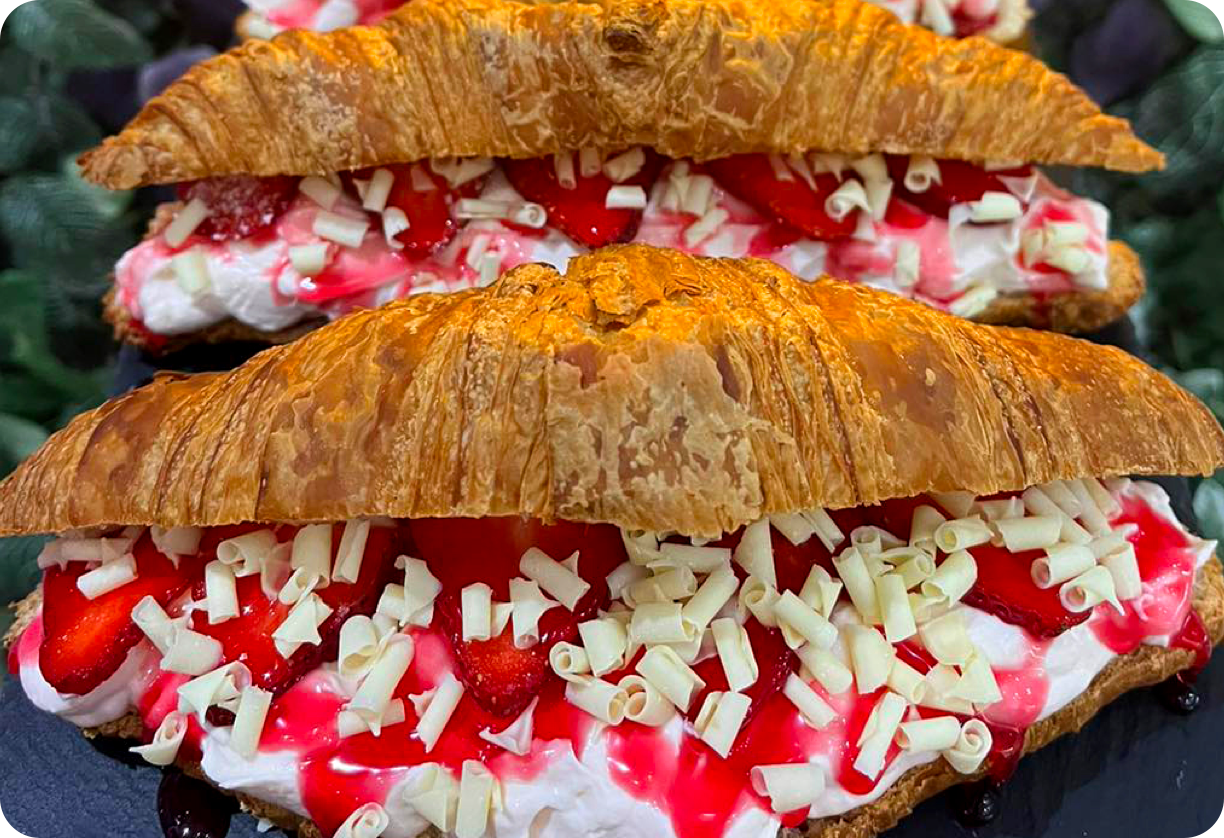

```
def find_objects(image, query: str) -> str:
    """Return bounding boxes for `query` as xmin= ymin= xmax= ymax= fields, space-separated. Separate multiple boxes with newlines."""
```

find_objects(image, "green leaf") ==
xmin=0 ymin=46 xmax=38 ymax=97
xmin=6 ymin=0 xmax=153 ymax=69
xmin=1130 ymin=47 xmax=1224 ymax=201
xmin=0 ymin=534 xmax=46 ymax=606
xmin=1193 ymin=478 xmax=1224 ymax=541
xmin=0 ymin=173 xmax=108 ymax=260
xmin=0 ymin=96 xmax=40 ymax=173
xmin=0 ymin=413 xmax=48 ymax=472
xmin=1163 ymin=0 xmax=1224 ymax=42
xmin=36 ymin=93 xmax=103 ymax=154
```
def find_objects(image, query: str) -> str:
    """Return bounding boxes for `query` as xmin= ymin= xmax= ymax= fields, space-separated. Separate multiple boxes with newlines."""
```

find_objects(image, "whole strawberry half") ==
xmin=190 ymin=523 xmax=403 ymax=700
xmin=40 ymin=534 xmax=206 ymax=696
xmin=412 ymin=516 xmax=628 ymax=717
xmin=502 ymin=150 xmax=665 ymax=249
xmin=703 ymin=154 xmax=857 ymax=241
xmin=176 ymin=175 xmax=299 ymax=241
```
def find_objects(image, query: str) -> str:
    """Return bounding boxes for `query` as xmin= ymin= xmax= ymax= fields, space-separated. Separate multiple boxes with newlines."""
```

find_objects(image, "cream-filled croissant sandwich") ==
xmin=85 ymin=0 xmax=1155 ymax=354
xmin=237 ymin=0 xmax=1030 ymax=43
xmin=4 ymin=246 xmax=1222 ymax=838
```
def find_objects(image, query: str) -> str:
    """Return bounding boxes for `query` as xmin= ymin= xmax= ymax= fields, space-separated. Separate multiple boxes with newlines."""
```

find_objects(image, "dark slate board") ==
xmin=2 ymin=319 xmax=1221 ymax=838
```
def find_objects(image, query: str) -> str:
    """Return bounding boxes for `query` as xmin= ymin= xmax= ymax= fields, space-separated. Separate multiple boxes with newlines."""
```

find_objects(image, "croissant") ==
xmin=81 ymin=0 xmax=1158 ymax=188
xmin=4 ymin=246 xmax=1217 ymax=536
xmin=4 ymin=247 xmax=1222 ymax=838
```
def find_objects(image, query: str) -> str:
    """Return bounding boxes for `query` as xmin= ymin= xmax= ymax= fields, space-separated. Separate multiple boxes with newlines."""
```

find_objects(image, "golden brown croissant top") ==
xmin=0 ymin=245 xmax=1218 ymax=538
xmin=80 ymin=0 xmax=1162 ymax=190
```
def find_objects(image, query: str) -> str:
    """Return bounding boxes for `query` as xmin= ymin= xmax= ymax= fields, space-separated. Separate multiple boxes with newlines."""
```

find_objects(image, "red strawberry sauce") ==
xmin=13 ymin=482 xmax=1214 ymax=838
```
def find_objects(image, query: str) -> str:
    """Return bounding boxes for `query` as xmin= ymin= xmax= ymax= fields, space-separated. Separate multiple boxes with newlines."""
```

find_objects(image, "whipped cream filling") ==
xmin=116 ymin=165 xmax=1109 ymax=337
xmin=17 ymin=480 xmax=1209 ymax=838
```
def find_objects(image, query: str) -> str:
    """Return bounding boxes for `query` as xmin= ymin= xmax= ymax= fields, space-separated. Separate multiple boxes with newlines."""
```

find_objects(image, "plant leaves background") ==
xmin=0 ymin=0 xmax=1222 ymax=656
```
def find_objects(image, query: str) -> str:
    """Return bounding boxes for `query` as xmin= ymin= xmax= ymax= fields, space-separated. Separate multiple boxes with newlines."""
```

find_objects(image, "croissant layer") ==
xmin=0 ymin=245 xmax=1218 ymax=537
xmin=80 ymin=0 xmax=1161 ymax=189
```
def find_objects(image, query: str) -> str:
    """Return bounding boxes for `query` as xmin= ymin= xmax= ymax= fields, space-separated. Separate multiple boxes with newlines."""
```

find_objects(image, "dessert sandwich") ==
xmin=235 ymin=0 xmax=1031 ymax=43
xmin=4 ymin=245 xmax=1224 ymax=838
xmin=85 ymin=0 xmax=1158 ymax=355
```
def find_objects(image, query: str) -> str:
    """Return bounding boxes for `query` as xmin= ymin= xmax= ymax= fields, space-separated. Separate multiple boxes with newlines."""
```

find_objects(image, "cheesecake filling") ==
xmin=14 ymin=478 xmax=1213 ymax=838
xmin=113 ymin=153 xmax=1110 ymax=343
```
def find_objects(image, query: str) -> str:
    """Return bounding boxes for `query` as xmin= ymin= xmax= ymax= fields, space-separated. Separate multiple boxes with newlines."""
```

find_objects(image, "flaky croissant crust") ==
xmin=0 ymin=245 xmax=1219 ymax=538
xmin=80 ymin=0 xmax=1161 ymax=190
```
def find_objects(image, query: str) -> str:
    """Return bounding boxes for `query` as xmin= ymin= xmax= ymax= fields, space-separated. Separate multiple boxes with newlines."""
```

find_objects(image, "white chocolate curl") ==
xmin=992 ymin=515 xmax=1062 ymax=552
xmin=775 ymin=590 xmax=838 ymax=650
xmin=921 ymin=550 xmax=978 ymax=605
xmin=401 ymin=763 xmax=458 ymax=832
xmin=887 ymin=659 xmax=929 ymax=705
xmin=950 ymin=653 xmax=1003 ymax=706
xmin=333 ymin=520 xmax=371 ymax=584
xmin=712 ymin=618 xmax=758 ymax=692
xmin=478 ymin=698 xmax=537 ymax=756
xmin=739 ymin=575 xmax=781 ymax=627
xmin=204 ymin=560 xmax=239 ymax=624
xmin=272 ymin=592 xmax=333 ymax=659
xmin=750 ymin=763 xmax=826 ymax=814
xmin=130 ymin=711 xmax=189 ymax=766
xmin=456 ymin=761 xmax=498 ymax=838
xmin=943 ymin=719 xmax=993 ymax=774
xmin=461 ymin=583 xmax=493 ymax=642
xmin=416 ymin=673 xmax=464 ymax=751
xmin=797 ymin=644 xmax=854 ymax=695
xmin=918 ymin=611 xmax=975 ymax=666
xmin=178 ymin=662 xmax=250 ymax=721
xmin=853 ymin=691 xmax=907 ymax=780
xmin=160 ymin=628 xmax=224 ymax=676
xmin=934 ymin=517 xmax=992 ymax=553
xmin=694 ymin=691 xmax=751 ymax=757
xmin=334 ymin=803 xmax=390 ymax=838
xmin=930 ymin=491 xmax=976 ymax=519
xmin=909 ymin=505 xmax=947 ymax=555
xmin=1101 ymin=544 xmax=1143 ymax=601
xmin=637 ymin=645 xmax=706 ymax=711
xmin=230 ymin=686 xmax=273 ymax=759
xmin=783 ymin=673 xmax=837 ymax=729
xmin=619 ymin=675 xmax=676 ymax=727
xmin=348 ymin=636 xmax=414 ymax=734
xmin=151 ymin=526 xmax=203 ymax=559
xmin=1023 ymin=486 xmax=1091 ymax=545
xmin=549 ymin=642 xmax=591 ymax=683
xmin=520 ymin=547 xmax=590 ymax=610
xmin=400 ymin=556 xmax=442 ymax=627
xmin=217 ymin=529 xmax=277 ymax=577
xmin=875 ymin=573 xmax=917 ymax=643
xmin=798 ymin=565 xmax=843 ymax=619
xmin=897 ymin=716 xmax=961 ymax=751
xmin=1060 ymin=565 xmax=1124 ymax=614
xmin=565 ymin=676 xmax=629 ymax=724
xmin=631 ymin=602 xmax=694 ymax=645
xmin=845 ymin=624 xmax=896 ymax=693
xmin=132 ymin=596 xmax=177 ymax=655
xmin=1032 ymin=544 xmax=1096 ymax=589
xmin=578 ymin=617 xmax=628 ymax=676
xmin=77 ymin=554 xmax=137 ymax=600
xmin=656 ymin=543 xmax=731 ymax=573
xmin=682 ymin=566 xmax=739 ymax=635
xmin=834 ymin=547 xmax=880 ymax=623
xmin=733 ymin=519 xmax=776 ymax=589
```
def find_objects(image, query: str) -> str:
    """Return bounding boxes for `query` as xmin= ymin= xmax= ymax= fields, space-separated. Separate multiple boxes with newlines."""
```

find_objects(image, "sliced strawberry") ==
xmin=411 ymin=516 xmax=628 ymax=715
xmin=689 ymin=619 xmax=797 ymax=725
xmin=502 ymin=150 xmax=665 ymax=248
xmin=703 ymin=154 xmax=856 ymax=241
xmin=961 ymin=542 xmax=1090 ymax=638
xmin=378 ymin=164 xmax=486 ymax=257
xmin=176 ymin=175 xmax=299 ymax=241
xmin=887 ymin=157 xmax=1033 ymax=219
xmin=40 ymin=534 xmax=206 ymax=695
xmin=191 ymin=523 xmax=402 ymax=698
